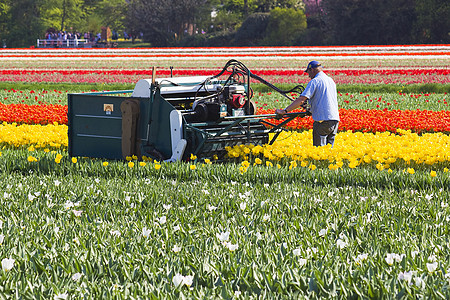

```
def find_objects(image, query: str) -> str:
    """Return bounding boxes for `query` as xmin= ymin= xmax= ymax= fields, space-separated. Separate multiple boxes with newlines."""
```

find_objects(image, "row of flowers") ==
xmin=227 ymin=130 xmax=450 ymax=171
xmin=0 ymin=102 xmax=67 ymax=124
xmin=258 ymin=108 xmax=450 ymax=134
xmin=2 ymin=51 xmax=449 ymax=58
xmin=1 ymin=72 xmax=447 ymax=85
xmin=1 ymin=123 xmax=449 ymax=170
xmin=1 ymin=68 xmax=448 ymax=76
xmin=0 ymin=122 xmax=67 ymax=149
xmin=2 ymin=102 xmax=449 ymax=134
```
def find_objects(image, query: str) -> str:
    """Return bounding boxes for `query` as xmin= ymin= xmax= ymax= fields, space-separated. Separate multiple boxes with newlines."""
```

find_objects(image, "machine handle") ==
xmin=222 ymin=111 xmax=310 ymax=120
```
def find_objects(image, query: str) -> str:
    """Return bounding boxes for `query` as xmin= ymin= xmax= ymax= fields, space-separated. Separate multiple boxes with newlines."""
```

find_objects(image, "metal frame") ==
xmin=184 ymin=112 xmax=309 ymax=155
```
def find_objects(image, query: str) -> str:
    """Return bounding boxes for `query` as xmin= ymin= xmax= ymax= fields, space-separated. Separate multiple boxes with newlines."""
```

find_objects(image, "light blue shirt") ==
xmin=301 ymin=71 xmax=340 ymax=122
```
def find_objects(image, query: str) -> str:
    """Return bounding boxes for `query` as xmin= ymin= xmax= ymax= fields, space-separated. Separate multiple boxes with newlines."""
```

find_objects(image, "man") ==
xmin=276 ymin=61 xmax=340 ymax=147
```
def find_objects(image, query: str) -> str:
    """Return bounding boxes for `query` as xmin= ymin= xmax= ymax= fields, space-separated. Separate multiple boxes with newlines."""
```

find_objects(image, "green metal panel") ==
xmin=145 ymin=89 xmax=176 ymax=158
xmin=68 ymin=93 xmax=151 ymax=159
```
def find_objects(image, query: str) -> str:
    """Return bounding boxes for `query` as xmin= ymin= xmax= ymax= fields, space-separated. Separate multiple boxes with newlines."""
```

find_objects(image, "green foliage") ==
xmin=296 ymin=27 xmax=326 ymax=46
xmin=0 ymin=0 xmax=110 ymax=47
xmin=2 ymin=0 xmax=448 ymax=48
xmin=0 ymin=150 xmax=450 ymax=297
xmin=413 ymin=0 xmax=450 ymax=43
xmin=94 ymin=0 xmax=126 ymax=32
xmin=219 ymin=0 xmax=257 ymax=15
xmin=253 ymin=0 xmax=304 ymax=12
xmin=209 ymin=9 xmax=242 ymax=33
xmin=5 ymin=0 xmax=47 ymax=47
xmin=211 ymin=0 xmax=306 ymax=46
xmin=207 ymin=6 xmax=307 ymax=47
xmin=320 ymin=0 xmax=449 ymax=45
xmin=38 ymin=0 xmax=88 ymax=32
xmin=178 ymin=31 xmax=235 ymax=47
xmin=219 ymin=0 xmax=304 ymax=14
xmin=322 ymin=0 xmax=383 ymax=45
xmin=0 ymin=1 xmax=11 ymax=46
xmin=126 ymin=0 xmax=215 ymax=47
xmin=234 ymin=13 xmax=270 ymax=46
xmin=263 ymin=7 xmax=306 ymax=45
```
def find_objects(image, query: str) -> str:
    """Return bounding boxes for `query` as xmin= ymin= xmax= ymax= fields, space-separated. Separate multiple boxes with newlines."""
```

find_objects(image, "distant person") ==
xmin=57 ymin=31 xmax=63 ymax=47
xmin=276 ymin=61 xmax=340 ymax=147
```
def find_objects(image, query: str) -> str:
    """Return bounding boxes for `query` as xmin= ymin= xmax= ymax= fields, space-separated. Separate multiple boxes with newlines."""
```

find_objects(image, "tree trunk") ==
xmin=61 ymin=0 xmax=67 ymax=31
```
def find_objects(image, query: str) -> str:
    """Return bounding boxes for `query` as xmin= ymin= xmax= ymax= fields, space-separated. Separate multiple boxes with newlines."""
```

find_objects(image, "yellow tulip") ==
xmin=27 ymin=156 xmax=37 ymax=162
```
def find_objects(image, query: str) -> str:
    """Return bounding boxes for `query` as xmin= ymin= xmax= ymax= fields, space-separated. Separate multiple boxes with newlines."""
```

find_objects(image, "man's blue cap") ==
xmin=305 ymin=60 xmax=321 ymax=72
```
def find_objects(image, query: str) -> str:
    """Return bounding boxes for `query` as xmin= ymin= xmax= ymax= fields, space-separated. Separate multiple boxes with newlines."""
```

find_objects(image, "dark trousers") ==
xmin=313 ymin=120 xmax=339 ymax=147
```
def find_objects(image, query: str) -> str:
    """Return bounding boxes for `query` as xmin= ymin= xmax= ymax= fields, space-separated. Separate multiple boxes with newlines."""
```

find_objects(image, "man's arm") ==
xmin=275 ymin=96 xmax=308 ymax=115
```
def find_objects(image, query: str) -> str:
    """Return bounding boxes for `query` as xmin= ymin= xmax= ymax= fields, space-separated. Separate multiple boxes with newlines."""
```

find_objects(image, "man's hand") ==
xmin=275 ymin=108 xmax=287 ymax=116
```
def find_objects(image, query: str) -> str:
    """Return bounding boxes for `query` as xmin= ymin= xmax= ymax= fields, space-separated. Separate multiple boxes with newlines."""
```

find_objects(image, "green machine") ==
xmin=68 ymin=60 xmax=310 ymax=161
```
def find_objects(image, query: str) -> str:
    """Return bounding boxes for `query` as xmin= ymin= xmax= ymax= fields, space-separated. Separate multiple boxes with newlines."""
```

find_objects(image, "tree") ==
xmin=212 ymin=0 xmax=304 ymax=37
xmin=125 ymin=0 xmax=212 ymax=46
xmin=40 ymin=0 xmax=96 ymax=33
xmin=210 ymin=8 xmax=243 ymax=33
xmin=94 ymin=0 xmax=127 ymax=33
xmin=6 ymin=0 xmax=47 ymax=47
xmin=220 ymin=0 xmax=256 ymax=15
xmin=0 ymin=0 xmax=12 ymax=47
xmin=321 ymin=0 xmax=417 ymax=45
xmin=413 ymin=0 xmax=449 ymax=43
xmin=217 ymin=0 xmax=303 ymax=14
xmin=254 ymin=0 xmax=304 ymax=12
xmin=380 ymin=0 xmax=417 ymax=44
xmin=263 ymin=7 xmax=306 ymax=45
xmin=234 ymin=12 xmax=270 ymax=45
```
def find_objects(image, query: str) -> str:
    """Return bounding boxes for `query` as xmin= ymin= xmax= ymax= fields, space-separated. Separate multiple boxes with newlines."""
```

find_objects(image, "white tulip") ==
xmin=2 ymin=258 xmax=15 ymax=272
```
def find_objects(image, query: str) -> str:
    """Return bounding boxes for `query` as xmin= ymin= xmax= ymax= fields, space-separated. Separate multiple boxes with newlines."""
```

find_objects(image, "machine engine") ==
xmin=183 ymin=84 xmax=253 ymax=123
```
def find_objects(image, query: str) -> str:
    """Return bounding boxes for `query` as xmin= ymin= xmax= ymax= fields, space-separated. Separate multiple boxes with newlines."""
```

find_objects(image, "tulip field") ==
xmin=0 ymin=45 xmax=450 ymax=298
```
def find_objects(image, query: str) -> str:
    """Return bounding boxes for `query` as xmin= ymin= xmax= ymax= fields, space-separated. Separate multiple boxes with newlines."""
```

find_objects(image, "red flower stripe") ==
xmin=258 ymin=108 xmax=450 ymax=134
xmin=0 ymin=52 xmax=449 ymax=58
xmin=0 ymin=69 xmax=448 ymax=76
xmin=1 ymin=102 xmax=449 ymax=134
xmin=0 ymin=102 xmax=67 ymax=125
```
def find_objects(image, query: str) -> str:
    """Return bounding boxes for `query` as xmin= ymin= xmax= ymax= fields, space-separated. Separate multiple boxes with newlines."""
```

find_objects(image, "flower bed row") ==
xmin=1 ymin=70 xmax=447 ymax=85
xmin=1 ymin=123 xmax=449 ymax=170
xmin=0 ymin=122 xmax=67 ymax=149
xmin=0 ymin=102 xmax=67 ymax=124
xmin=1 ymin=68 xmax=448 ymax=76
xmin=2 ymin=51 xmax=449 ymax=58
xmin=1 ymin=103 xmax=449 ymax=133
xmin=258 ymin=108 xmax=450 ymax=134
xmin=227 ymin=130 xmax=450 ymax=171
